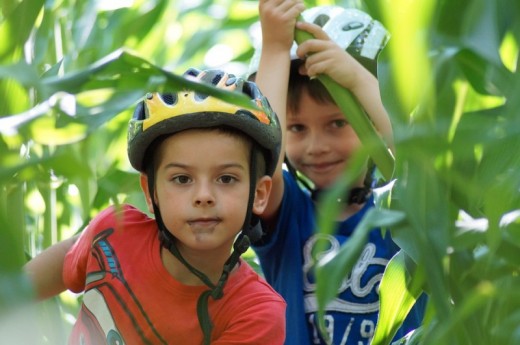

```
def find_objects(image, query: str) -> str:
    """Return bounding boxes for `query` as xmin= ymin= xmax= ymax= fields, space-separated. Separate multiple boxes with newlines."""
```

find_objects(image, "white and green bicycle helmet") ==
xmin=248 ymin=5 xmax=389 ymax=77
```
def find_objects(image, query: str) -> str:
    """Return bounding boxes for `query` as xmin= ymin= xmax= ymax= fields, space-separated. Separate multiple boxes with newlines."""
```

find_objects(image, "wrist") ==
xmin=345 ymin=63 xmax=378 ymax=94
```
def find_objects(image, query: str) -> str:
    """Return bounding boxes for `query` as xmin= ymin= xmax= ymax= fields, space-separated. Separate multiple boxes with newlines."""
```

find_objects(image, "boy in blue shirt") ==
xmin=249 ymin=1 xmax=425 ymax=344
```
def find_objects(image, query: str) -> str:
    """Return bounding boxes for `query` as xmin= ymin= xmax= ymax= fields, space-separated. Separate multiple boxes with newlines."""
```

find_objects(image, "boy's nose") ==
xmin=306 ymin=132 xmax=329 ymax=155
xmin=193 ymin=182 xmax=215 ymax=206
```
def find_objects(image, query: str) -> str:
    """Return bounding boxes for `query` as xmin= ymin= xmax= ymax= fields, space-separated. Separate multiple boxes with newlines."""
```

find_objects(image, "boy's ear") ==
xmin=140 ymin=174 xmax=155 ymax=214
xmin=252 ymin=176 xmax=272 ymax=215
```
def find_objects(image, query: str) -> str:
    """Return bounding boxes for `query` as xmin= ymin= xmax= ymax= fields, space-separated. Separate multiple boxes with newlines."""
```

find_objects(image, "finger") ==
xmin=304 ymin=55 xmax=322 ymax=76
xmin=303 ymin=60 xmax=321 ymax=80
xmin=295 ymin=39 xmax=330 ymax=59
xmin=305 ymin=50 xmax=337 ymax=76
xmin=296 ymin=21 xmax=331 ymax=41
xmin=298 ymin=64 xmax=308 ymax=76
xmin=265 ymin=0 xmax=303 ymax=13
xmin=280 ymin=1 xmax=305 ymax=20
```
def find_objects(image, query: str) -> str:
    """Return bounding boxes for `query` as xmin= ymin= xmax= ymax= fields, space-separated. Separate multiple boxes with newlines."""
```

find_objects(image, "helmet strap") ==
xmin=284 ymin=155 xmax=314 ymax=191
xmin=285 ymin=155 xmax=374 ymax=205
xmin=145 ymin=146 xmax=260 ymax=345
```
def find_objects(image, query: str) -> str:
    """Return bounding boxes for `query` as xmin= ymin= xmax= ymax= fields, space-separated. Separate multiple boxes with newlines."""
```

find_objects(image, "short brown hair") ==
xmin=287 ymin=60 xmax=335 ymax=115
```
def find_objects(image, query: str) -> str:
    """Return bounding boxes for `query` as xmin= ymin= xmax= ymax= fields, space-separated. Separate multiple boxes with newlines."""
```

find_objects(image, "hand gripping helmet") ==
xmin=127 ymin=68 xmax=281 ymax=345
xmin=248 ymin=6 xmax=389 ymax=77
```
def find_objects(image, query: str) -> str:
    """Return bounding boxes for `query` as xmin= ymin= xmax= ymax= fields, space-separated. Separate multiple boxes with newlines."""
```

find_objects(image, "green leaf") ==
xmin=0 ymin=60 xmax=40 ymax=87
xmin=371 ymin=251 xmax=425 ymax=345
xmin=0 ymin=0 xmax=45 ymax=60
xmin=40 ymin=49 xmax=260 ymax=110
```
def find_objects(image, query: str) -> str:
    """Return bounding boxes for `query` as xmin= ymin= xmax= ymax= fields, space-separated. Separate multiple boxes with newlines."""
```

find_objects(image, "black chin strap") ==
xmin=146 ymin=148 xmax=260 ymax=345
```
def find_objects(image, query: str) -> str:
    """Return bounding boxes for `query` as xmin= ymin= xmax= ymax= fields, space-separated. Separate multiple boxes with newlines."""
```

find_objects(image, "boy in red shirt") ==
xmin=24 ymin=68 xmax=286 ymax=345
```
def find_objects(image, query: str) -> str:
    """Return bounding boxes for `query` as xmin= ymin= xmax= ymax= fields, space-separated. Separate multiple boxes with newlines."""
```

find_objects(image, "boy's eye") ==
xmin=331 ymin=119 xmax=348 ymax=128
xmin=288 ymin=124 xmax=305 ymax=133
xmin=172 ymin=175 xmax=191 ymax=184
xmin=218 ymin=175 xmax=237 ymax=184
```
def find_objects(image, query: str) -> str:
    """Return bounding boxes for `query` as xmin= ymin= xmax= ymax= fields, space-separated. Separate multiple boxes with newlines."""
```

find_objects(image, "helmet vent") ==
xmin=184 ymin=68 xmax=200 ymax=78
xmin=342 ymin=21 xmax=364 ymax=31
xmin=161 ymin=93 xmax=177 ymax=105
xmin=211 ymin=73 xmax=223 ymax=85
xmin=226 ymin=77 xmax=236 ymax=86
xmin=194 ymin=92 xmax=209 ymax=101
xmin=313 ymin=14 xmax=330 ymax=27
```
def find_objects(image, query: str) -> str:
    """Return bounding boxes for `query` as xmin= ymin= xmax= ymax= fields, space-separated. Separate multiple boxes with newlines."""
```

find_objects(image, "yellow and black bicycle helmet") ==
xmin=128 ymin=68 xmax=281 ymax=176
xmin=127 ymin=68 xmax=281 ymax=345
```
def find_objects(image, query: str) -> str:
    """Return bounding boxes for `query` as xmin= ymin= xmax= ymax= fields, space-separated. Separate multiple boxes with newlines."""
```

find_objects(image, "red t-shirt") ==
xmin=63 ymin=204 xmax=286 ymax=345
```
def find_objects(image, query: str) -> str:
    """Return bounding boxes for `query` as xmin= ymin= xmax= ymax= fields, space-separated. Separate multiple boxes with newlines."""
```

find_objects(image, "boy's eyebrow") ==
xmin=323 ymin=111 xmax=346 ymax=118
xmin=163 ymin=162 xmax=188 ymax=169
xmin=162 ymin=162 xmax=247 ymax=170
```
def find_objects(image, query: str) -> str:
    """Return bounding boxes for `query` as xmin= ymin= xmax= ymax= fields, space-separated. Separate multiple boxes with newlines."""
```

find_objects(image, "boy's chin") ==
xmin=306 ymin=175 xmax=336 ymax=190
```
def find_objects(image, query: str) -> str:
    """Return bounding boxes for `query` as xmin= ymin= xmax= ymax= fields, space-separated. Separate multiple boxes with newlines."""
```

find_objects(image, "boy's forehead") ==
xmin=159 ymin=128 xmax=252 ymax=154
xmin=289 ymin=90 xmax=340 ymax=116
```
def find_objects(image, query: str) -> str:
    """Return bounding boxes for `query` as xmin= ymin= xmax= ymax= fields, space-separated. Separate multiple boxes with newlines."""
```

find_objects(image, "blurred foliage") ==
xmin=314 ymin=0 xmax=520 ymax=344
xmin=1 ymin=0 xmax=519 ymax=344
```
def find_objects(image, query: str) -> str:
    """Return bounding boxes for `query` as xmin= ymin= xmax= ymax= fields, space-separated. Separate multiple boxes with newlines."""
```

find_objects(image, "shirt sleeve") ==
xmin=253 ymin=170 xmax=313 ymax=258
xmin=62 ymin=207 xmax=115 ymax=293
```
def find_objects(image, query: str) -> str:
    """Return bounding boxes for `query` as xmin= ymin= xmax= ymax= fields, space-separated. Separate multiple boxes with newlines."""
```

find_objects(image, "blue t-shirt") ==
xmin=253 ymin=170 xmax=425 ymax=345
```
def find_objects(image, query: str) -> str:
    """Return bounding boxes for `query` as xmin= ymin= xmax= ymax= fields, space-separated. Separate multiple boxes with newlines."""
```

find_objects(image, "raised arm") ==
xmin=255 ymin=0 xmax=305 ymax=222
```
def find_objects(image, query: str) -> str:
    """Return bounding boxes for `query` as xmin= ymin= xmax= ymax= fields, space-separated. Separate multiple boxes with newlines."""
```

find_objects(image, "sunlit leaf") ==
xmin=0 ymin=0 xmax=45 ymax=60
xmin=371 ymin=251 xmax=425 ymax=345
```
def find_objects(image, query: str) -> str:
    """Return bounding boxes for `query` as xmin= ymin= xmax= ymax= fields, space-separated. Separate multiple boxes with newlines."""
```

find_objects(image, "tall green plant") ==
xmin=313 ymin=1 xmax=520 ymax=344
xmin=0 ymin=0 xmax=263 ymax=342
xmin=2 ymin=0 xmax=519 ymax=344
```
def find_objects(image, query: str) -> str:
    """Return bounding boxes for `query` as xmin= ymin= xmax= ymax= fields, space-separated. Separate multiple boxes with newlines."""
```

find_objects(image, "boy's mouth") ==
xmin=303 ymin=160 xmax=341 ymax=173
xmin=188 ymin=218 xmax=221 ymax=229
